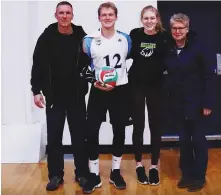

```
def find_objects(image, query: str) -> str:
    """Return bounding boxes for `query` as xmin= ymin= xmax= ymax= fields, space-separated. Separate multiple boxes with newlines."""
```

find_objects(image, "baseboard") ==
xmin=46 ymin=140 xmax=221 ymax=154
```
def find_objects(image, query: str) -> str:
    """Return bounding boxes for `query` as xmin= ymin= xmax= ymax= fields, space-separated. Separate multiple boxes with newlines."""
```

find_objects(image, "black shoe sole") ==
xmin=46 ymin=183 xmax=63 ymax=191
xmin=177 ymin=185 xmax=189 ymax=189
xmin=46 ymin=180 xmax=64 ymax=191
xmin=177 ymin=182 xmax=190 ymax=189
xmin=187 ymin=183 xmax=206 ymax=192
xmin=46 ymin=187 xmax=60 ymax=191
xmin=83 ymin=182 xmax=102 ymax=194
xmin=109 ymin=179 xmax=126 ymax=190
xmin=177 ymin=178 xmax=192 ymax=189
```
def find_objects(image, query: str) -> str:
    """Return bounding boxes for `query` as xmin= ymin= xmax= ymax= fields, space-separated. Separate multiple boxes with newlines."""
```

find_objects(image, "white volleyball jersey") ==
xmin=84 ymin=29 xmax=132 ymax=86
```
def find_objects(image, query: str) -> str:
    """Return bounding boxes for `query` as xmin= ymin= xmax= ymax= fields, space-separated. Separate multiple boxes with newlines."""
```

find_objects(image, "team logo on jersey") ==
xmin=94 ymin=37 xmax=101 ymax=45
xmin=118 ymin=38 xmax=122 ymax=42
xmin=140 ymin=42 xmax=156 ymax=57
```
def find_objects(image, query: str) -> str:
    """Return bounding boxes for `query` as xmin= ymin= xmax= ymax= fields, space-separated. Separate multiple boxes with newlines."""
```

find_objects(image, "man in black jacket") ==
xmin=30 ymin=1 xmax=89 ymax=191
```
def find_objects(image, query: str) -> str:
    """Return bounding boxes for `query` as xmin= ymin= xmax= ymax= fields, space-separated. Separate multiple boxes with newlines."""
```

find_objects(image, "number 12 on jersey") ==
xmin=103 ymin=53 xmax=122 ymax=69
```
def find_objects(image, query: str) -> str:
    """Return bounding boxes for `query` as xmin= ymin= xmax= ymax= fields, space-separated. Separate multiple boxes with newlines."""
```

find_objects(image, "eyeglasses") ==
xmin=171 ymin=26 xmax=187 ymax=32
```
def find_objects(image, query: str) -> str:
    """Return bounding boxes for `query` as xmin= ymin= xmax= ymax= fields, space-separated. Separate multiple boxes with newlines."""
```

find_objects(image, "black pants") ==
xmin=179 ymin=118 xmax=208 ymax=180
xmin=130 ymin=86 xmax=162 ymax=165
xmin=46 ymin=101 xmax=89 ymax=179
xmin=86 ymin=85 xmax=129 ymax=160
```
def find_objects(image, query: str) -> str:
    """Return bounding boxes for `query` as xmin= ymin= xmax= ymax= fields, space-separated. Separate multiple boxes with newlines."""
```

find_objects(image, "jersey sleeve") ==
xmin=83 ymin=36 xmax=93 ymax=58
xmin=118 ymin=31 xmax=132 ymax=58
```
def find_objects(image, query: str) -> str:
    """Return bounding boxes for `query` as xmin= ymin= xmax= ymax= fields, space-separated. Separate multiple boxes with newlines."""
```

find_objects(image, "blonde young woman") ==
xmin=129 ymin=5 xmax=169 ymax=185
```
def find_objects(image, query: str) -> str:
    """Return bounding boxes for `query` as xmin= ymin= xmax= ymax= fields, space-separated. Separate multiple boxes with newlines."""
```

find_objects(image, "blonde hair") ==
xmin=170 ymin=13 xmax=190 ymax=28
xmin=140 ymin=5 xmax=164 ymax=32
xmin=98 ymin=2 xmax=118 ymax=17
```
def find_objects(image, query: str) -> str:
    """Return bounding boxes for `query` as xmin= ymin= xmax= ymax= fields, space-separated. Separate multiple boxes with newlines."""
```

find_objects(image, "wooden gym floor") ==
xmin=2 ymin=149 xmax=221 ymax=195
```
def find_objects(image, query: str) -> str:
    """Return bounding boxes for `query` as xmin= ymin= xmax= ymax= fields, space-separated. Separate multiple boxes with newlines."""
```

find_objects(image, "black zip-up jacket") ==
xmin=31 ymin=23 xmax=89 ymax=106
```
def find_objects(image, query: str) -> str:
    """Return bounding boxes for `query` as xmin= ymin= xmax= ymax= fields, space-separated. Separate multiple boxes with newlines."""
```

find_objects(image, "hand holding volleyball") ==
xmin=94 ymin=67 xmax=118 ymax=91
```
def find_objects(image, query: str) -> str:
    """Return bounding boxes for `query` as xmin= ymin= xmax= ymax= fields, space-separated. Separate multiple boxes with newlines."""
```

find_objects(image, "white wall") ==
xmin=1 ymin=0 xmax=157 ymax=162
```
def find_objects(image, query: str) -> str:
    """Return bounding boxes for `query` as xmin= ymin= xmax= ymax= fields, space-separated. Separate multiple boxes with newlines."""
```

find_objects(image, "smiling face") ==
xmin=141 ymin=10 xmax=158 ymax=34
xmin=171 ymin=21 xmax=188 ymax=42
xmin=98 ymin=7 xmax=117 ymax=29
xmin=55 ymin=4 xmax=73 ymax=28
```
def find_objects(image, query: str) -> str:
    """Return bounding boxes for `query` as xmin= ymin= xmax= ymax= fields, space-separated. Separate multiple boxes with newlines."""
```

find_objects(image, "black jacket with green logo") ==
xmin=129 ymin=27 xmax=169 ymax=88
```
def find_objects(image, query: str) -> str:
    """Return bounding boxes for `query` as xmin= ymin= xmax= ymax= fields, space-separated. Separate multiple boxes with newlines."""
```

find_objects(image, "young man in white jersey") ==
xmin=81 ymin=2 xmax=131 ymax=194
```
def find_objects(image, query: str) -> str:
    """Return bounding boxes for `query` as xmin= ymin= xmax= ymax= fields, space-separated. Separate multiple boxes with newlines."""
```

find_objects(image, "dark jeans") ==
xmin=46 ymin=101 xmax=89 ymax=179
xmin=179 ymin=118 xmax=208 ymax=180
xmin=130 ymin=86 xmax=163 ymax=165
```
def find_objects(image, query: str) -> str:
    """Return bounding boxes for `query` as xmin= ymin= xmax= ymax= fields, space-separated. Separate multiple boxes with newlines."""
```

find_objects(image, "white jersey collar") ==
xmin=86 ymin=28 xmax=117 ymax=39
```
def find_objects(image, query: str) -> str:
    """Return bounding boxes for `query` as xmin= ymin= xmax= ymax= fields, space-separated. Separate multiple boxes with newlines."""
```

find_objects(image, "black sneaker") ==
xmin=75 ymin=169 xmax=89 ymax=188
xmin=188 ymin=180 xmax=206 ymax=192
xmin=82 ymin=173 xmax=102 ymax=194
xmin=177 ymin=177 xmax=191 ymax=188
xmin=109 ymin=169 xmax=126 ymax=189
xmin=136 ymin=166 xmax=148 ymax=184
xmin=149 ymin=168 xmax=160 ymax=185
xmin=75 ymin=176 xmax=88 ymax=188
xmin=46 ymin=176 xmax=64 ymax=191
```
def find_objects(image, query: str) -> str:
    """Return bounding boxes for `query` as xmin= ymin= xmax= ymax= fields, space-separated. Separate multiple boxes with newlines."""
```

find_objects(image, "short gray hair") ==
xmin=170 ymin=13 xmax=190 ymax=28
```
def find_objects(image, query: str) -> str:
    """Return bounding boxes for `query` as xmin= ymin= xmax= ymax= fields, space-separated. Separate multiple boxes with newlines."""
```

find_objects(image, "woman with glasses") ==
xmin=128 ymin=5 xmax=169 ymax=185
xmin=164 ymin=13 xmax=216 ymax=192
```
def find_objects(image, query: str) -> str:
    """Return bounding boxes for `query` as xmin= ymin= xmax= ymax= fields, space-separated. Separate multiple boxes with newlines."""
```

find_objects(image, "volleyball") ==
xmin=96 ymin=67 xmax=118 ymax=87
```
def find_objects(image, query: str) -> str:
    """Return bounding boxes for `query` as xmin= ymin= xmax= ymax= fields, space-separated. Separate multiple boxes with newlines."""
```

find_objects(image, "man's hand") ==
xmin=94 ymin=81 xmax=114 ymax=91
xmin=34 ymin=94 xmax=45 ymax=108
xmin=203 ymin=108 xmax=212 ymax=116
